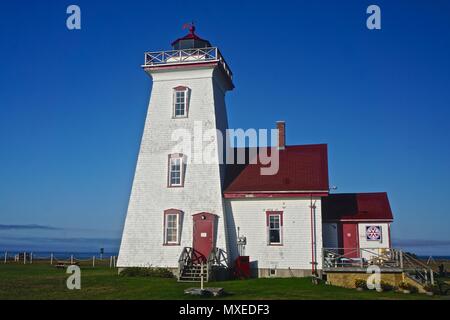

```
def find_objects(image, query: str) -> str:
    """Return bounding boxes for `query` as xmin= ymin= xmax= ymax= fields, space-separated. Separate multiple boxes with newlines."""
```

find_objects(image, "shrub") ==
xmin=423 ymin=284 xmax=439 ymax=294
xmin=398 ymin=281 xmax=418 ymax=293
xmin=380 ymin=281 xmax=395 ymax=291
xmin=355 ymin=279 xmax=367 ymax=289
xmin=409 ymin=285 xmax=418 ymax=294
xmin=120 ymin=267 xmax=175 ymax=278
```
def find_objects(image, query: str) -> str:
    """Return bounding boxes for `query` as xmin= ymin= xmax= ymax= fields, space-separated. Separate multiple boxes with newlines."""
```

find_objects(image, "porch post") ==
xmin=200 ymin=262 xmax=204 ymax=290
xmin=360 ymin=248 xmax=364 ymax=268
xmin=322 ymin=248 xmax=324 ymax=269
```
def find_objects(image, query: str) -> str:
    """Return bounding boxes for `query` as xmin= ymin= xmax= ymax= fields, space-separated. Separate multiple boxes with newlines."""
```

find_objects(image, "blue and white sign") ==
xmin=366 ymin=225 xmax=382 ymax=241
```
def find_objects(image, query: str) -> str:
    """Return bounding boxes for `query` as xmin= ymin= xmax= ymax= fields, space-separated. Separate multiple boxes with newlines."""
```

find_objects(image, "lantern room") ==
xmin=171 ymin=24 xmax=212 ymax=50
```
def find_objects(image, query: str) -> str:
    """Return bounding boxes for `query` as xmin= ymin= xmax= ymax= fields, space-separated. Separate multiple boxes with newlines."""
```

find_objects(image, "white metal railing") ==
xmin=143 ymin=47 xmax=233 ymax=80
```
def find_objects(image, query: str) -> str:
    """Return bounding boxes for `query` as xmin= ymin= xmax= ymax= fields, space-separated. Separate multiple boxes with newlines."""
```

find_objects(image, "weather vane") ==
xmin=182 ymin=21 xmax=195 ymax=34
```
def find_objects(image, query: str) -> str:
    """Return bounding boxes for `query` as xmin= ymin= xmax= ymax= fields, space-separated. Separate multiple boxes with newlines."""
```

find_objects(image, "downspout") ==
xmin=310 ymin=195 xmax=316 ymax=276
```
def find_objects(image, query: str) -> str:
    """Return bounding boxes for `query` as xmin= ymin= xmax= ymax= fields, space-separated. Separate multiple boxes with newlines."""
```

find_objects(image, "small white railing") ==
xmin=143 ymin=47 xmax=233 ymax=80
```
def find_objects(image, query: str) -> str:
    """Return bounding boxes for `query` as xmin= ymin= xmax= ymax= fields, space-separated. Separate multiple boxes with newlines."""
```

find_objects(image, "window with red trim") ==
xmin=173 ymin=86 xmax=189 ymax=118
xmin=267 ymin=211 xmax=283 ymax=245
xmin=164 ymin=209 xmax=183 ymax=245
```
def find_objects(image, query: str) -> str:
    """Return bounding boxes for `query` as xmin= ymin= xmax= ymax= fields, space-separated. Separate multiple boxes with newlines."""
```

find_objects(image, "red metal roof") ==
xmin=322 ymin=193 xmax=393 ymax=221
xmin=224 ymin=144 xmax=329 ymax=194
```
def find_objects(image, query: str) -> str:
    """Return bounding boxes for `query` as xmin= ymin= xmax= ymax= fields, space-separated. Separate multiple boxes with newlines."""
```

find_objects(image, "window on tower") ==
xmin=168 ymin=153 xmax=185 ymax=187
xmin=173 ymin=86 xmax=189 ymax=118
xmin=163 ymin=209 xmax=183 ymax=245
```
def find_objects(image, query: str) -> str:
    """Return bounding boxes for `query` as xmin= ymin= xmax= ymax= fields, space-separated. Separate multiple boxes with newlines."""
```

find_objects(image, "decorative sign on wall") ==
xmin=366 ymin=225 xmax=382 ymax=241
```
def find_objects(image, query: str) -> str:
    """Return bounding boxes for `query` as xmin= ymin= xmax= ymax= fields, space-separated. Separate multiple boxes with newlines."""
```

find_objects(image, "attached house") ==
xmin=223 ymin=143 xmax=329 ymax=277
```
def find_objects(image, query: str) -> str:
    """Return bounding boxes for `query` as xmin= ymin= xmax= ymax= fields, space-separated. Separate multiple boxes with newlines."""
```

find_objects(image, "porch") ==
xmin=322 ymin=247 xmax=437 ymax=289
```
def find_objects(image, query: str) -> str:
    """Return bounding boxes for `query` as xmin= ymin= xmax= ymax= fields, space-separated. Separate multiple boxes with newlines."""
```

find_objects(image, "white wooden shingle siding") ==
xmin=224 ymin=197 xmax=323 ymax=271
xmin=117 ymin=66 xmax=230 ymax=268
xmin=358 ymin=222 xmax=390 ymax=260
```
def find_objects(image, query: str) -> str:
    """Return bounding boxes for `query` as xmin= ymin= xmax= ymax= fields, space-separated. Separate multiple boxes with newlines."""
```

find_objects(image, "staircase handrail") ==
xmin=401 ymin=252 xmax=436 ymax=285
xmin=207 ymin=247 xmax=229 ymax=268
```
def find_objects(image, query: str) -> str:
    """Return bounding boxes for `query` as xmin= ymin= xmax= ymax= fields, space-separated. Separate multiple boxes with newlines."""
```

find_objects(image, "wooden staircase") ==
xmin=177 ymin=247 xmax=229 ymax=282
xmin=177 ymin=247 xmax=207 ymax=283
xmin=179 ymin=264 xmax=205 ymax=282
xmin=402 ymin=252 xmax=437 ymax=287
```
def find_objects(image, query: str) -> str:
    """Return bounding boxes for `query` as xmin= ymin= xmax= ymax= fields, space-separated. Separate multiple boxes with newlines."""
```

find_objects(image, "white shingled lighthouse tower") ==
xmin=117 ymin=25 xmax=234 ymax=273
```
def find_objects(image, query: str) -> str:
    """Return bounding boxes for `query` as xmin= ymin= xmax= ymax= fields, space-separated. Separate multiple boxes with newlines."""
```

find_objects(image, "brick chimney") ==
xmin=276 ymin=121 xmax=285 ymax=150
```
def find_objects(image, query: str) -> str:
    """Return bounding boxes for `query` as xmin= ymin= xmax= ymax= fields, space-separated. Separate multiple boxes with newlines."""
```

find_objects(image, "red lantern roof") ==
xmin=171 ymin=23 xmax=212 ymax=49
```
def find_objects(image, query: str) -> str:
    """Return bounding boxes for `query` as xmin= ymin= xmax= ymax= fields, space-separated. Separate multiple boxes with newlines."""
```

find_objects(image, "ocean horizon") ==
xmin=1 ymin=250 xmax=449 ymax=261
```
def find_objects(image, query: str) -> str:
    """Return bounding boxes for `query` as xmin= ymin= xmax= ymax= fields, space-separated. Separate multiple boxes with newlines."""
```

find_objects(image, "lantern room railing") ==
xmin=143 ymin=47 xmax=233 ymax=80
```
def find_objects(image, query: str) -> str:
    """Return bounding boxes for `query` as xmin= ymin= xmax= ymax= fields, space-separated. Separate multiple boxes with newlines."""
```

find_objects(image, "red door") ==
xmin=192 ymin=213 xmax=216 ymax=260
xmin=342 ymin=223 xmax=359 ymax=258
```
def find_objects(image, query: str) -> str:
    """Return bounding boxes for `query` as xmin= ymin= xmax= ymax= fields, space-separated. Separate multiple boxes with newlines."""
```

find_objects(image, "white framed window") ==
xmin=164 ymin=209 xmax=183 ymax=245
xmin=173 ymin=86 xmax=189 ymax=118
xmin=168 ymin=154 xmax=185 ymax=187
xmin=166 ymin=214 xmax=178 ymax=243
xmin=267 ymin=211 xmax=283 ymax=245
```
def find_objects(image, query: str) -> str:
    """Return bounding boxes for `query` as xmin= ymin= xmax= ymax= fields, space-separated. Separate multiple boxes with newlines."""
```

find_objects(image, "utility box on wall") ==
xmin=234 ymin=256 xmax=250 ymax=279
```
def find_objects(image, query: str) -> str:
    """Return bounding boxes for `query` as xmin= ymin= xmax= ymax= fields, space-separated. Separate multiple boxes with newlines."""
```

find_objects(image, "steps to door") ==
xmin=179 ymin=264 xmax=207 ymax=282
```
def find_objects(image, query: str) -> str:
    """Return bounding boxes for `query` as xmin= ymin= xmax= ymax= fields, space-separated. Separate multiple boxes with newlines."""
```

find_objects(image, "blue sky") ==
xmin=0 ymin=0 xmax=449 ymax=255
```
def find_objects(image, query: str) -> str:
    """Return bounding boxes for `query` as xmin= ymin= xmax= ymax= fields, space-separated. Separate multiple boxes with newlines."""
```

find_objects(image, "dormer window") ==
xmin=173 ymin=86 xmax=189 ymax=118
xmin=168 ymin=153 xmax=185 ymax=187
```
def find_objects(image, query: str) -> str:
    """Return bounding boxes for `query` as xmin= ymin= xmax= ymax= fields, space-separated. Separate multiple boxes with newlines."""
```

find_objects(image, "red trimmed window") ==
xmin=168 ymin=153 xmax=185 ymax=187
xmin=164 ymin=209 xmax=183 ymax=245
xmin=266 ymin=211 xmax=283 ymax=245
xmin=173 ymin=86 xmax=189 ymax=118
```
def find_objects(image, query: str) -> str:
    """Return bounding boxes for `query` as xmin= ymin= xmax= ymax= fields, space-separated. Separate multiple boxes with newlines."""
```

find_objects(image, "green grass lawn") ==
xmin=0 ymin=264 xmax=447 ymax=300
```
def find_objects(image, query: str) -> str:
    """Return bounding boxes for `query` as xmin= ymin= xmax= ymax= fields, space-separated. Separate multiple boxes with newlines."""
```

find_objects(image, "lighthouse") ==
xmin=117 ymin=25 xmax=398 ymax=281
xmin=117 ymin=25 xmax=234 ymax=273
